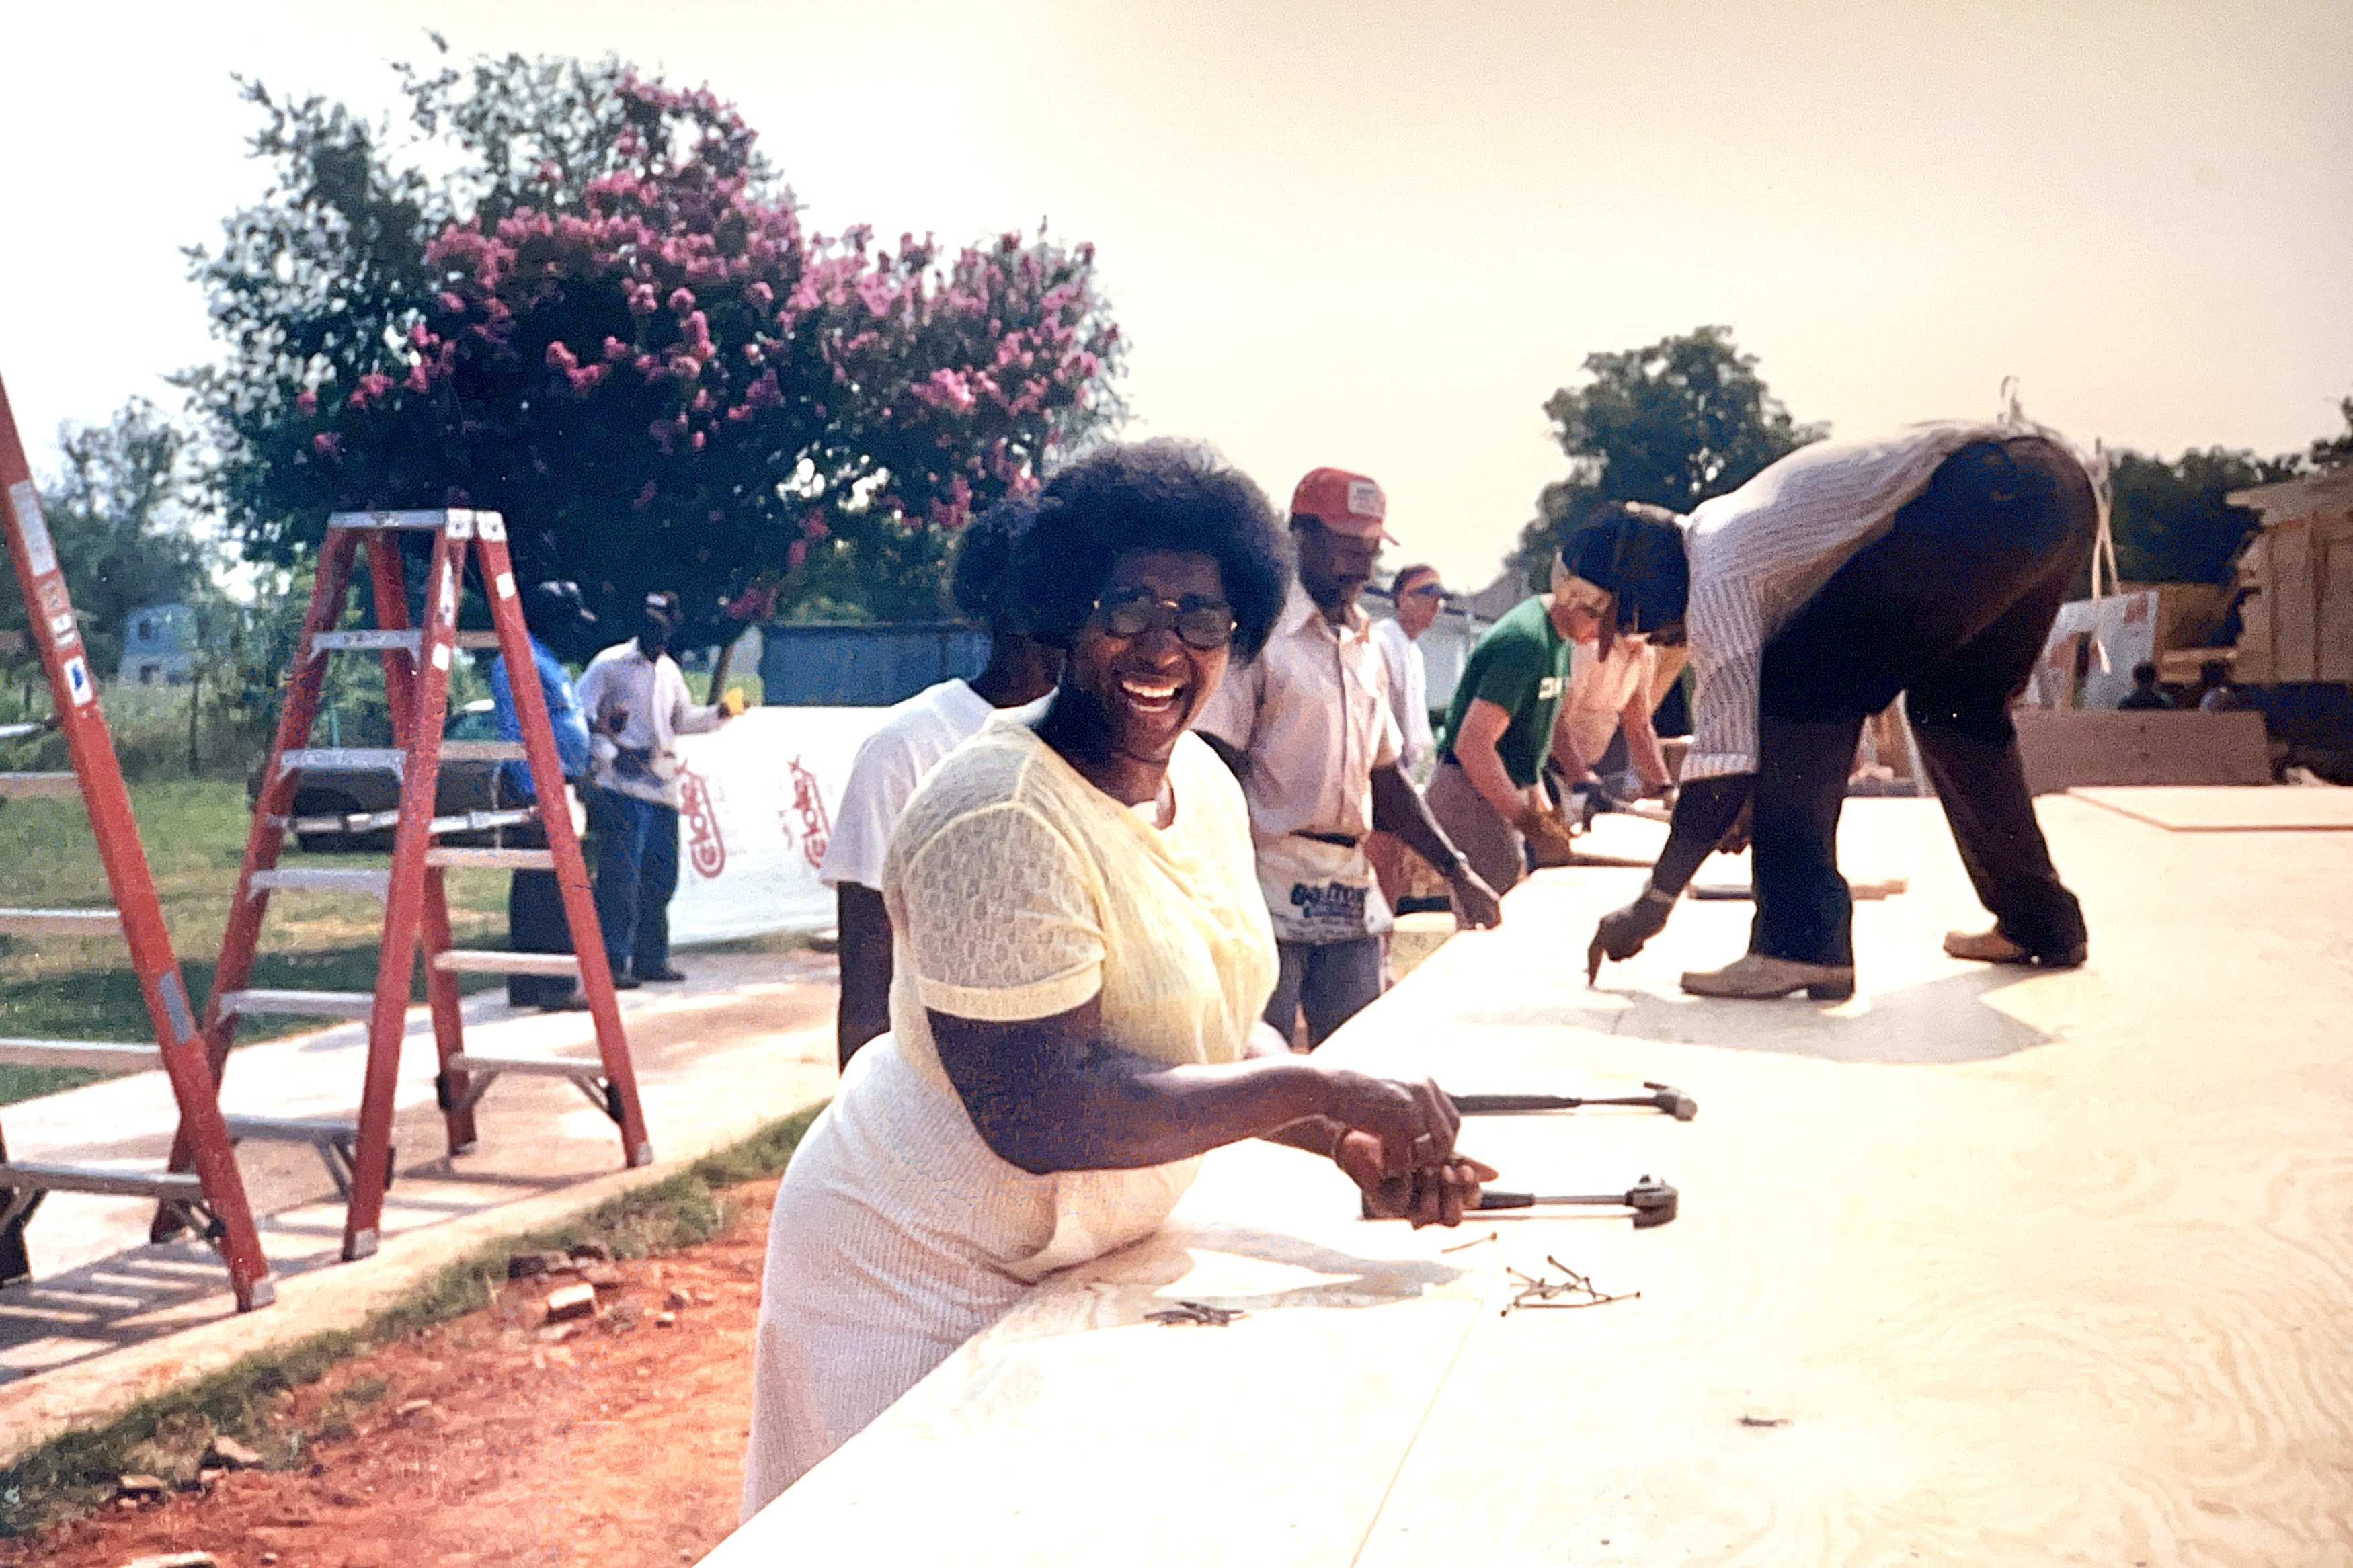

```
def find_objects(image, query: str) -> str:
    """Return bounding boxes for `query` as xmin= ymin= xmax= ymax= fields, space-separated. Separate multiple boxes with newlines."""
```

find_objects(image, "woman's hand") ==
xmin=1339 ymin=1134 xmax=1499 ymax=1227
xmin=1317 ymin=1069 xmax=1460 ymax=1179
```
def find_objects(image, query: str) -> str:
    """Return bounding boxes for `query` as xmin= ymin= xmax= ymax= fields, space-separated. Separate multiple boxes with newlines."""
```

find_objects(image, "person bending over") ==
xmin=1583 ymin=413 xmax=2100 ymax=999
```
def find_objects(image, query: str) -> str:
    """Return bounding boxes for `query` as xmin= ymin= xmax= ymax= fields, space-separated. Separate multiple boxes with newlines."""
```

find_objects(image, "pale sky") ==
xmin=5 ymin=0 xmax=2348 ymax=591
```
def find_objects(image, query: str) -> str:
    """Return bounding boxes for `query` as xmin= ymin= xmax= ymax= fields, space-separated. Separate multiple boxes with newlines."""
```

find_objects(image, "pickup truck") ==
xmin=249 ymin=699 xmax=514 ymax=852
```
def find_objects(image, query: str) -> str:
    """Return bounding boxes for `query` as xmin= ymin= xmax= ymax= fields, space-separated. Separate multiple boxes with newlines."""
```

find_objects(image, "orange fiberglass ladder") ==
xmin=0 ymin=372 xmax=275 ymax=1311
xmin=167 ymin=508 xmax=651 ymax=1263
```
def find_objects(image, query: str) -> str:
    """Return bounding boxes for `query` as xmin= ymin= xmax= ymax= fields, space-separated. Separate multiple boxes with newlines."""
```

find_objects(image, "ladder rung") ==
xmin=434 ymin=950 xmax=580 ymax=976
xmin=0 ymin=907 xmax=123 ymax=938
xmin=454 ymin=630 xmax=501 ymax=649
xmin=327 ymin=508 xmax=483 ymax=532
xmin=0 ymin=1038 xmax=161 ymax=1071
xmin=222 ymin=1114 xmax=356 ymax=1145
xmin=249 ymin=868 xmax=391 ymax=897
xmin=312 ymin=629 xmax=423 ymax=653
xmin=216 ymin=989 xmax=378 ymax=1020
xmin=446 ymin=1052 xmax=604 ymax=1080
xmin=0 ymin=772 xmax=79 ymax=799
xmin=426 ymin=847 xmax=555 ymax=870
xmin=438 ymin=741 xmax=525 ymax=762
xmin=0 ymin=1163 xmax=204 ymax=1202
xmin=280 ymin=748 xmax=405 ymax=776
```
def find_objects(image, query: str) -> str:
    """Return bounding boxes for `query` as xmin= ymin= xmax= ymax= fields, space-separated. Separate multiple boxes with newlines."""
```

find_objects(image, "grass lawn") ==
xmin=0 ymin=778 xmax=511 ymax=1106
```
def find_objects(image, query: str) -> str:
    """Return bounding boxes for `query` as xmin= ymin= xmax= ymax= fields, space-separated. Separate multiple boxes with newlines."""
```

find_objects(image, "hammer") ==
xmin=1362 ymin=1178 xmax=1678 ymax=1229
xmin=1448 ymin=1081 xmax=1698 ymax=1121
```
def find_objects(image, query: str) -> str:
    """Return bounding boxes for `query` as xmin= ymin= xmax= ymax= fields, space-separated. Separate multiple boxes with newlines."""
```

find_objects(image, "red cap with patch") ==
xmin=1291 ymin=467 xmax=1397 ymax=543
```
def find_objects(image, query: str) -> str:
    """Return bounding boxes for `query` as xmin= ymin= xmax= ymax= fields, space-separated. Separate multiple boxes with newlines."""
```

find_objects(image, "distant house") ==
xmin=118 ymin=602 xmax=196 ymax=686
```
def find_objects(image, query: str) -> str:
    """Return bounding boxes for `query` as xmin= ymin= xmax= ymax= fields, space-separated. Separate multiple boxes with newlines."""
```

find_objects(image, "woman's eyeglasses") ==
xmin=1091 ymin=587 xmax=1237 ymax=650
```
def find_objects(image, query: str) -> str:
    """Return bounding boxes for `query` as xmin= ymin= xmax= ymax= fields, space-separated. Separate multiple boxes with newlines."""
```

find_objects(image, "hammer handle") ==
xmin=1449 ymin=1094 xmax=1584 ymax=1114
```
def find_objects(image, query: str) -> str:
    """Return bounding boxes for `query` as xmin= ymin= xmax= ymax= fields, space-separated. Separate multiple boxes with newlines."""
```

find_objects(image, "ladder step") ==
xmin=0 ymin=1162 xmax=204 ymax=1202
xmin=222 ymin=1114 xmax=357 ymax=1145
xmin=447 ymin=1052 xmax=605 ymax=1080
xmin=454 ymin=630 xmax=501 ymax=650
xmin=0 ymin=907 xmax=123 ymax=938
xmin=438 ymin=740 xmax=526 ymax=762
xmin=326 ymin=508 xmax=478 ymax=532
xmin=250 ymin=868 xmax=391 ymax=897
xmin=216 ymin=989 xmax=378 ymax=1020
xmin=0 ymin=772 xmax=79 ymax=799
xmin=311 ymin=629 xmax=424 ymax=653
xmin=434 ymin=950 xmax=580 ymax=976
xmin=426 ymin=847 xmax=555 ymax=870
xmin=280 ymin=747 xmax=406 ymax=776
xmin=0 ymin=1038 xmax=162 ymax=1071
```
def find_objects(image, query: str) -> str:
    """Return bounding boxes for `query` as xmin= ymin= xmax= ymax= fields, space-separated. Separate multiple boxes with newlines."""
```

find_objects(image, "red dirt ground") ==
xmin=3 ymin=1184 xmax=783 ymax=1568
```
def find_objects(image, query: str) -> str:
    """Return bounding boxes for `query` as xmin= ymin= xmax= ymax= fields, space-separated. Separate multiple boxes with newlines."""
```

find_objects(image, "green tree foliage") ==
xmin=2309 ymin=397 xmax=2353 ymax=470
xmin=184 ymin=47 xmax=1123 ymax=632
xmin=2103 ymin=446 xmax=2305 ymax=587
xmin=1510 ymin=326 xmax=1826 ymax=587
xmin=1 ymin=399 xmax=215 ymax=676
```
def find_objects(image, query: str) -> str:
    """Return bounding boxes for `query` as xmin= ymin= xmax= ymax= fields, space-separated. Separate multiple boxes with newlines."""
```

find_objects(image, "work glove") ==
xmin=1513 ymin=802 xmax=1581 ymax=869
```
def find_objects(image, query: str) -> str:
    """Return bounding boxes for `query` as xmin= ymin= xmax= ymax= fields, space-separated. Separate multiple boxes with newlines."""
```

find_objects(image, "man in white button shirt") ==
xmin=1199 ymin=468 xmax=1501 ymax=1047
xmin=1582 ymin=420 xmax=2100 ymax=999
xmin=573 ymin=592 xmax=731 ymax=988
xmin=1371 ymin=563 xmax=1441 ymax=779
xmin=818 ymin=499 xmax=1062 ymax=1067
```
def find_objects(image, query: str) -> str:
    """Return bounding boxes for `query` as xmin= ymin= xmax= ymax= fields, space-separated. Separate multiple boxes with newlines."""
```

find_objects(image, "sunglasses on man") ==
xmin=1090 ymin=586 xmax=1238 ymax=650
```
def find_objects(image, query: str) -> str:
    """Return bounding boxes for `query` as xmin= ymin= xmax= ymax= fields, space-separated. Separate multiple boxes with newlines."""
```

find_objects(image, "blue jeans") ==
xmin=588 ymin=787 xmax=680 ymax=978
xmin=1264 ymin=936 xmax=1386 ymax=1048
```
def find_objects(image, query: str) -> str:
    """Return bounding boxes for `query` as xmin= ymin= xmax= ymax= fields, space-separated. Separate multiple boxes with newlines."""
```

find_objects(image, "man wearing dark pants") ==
xmin=1583 ymin=421 xmax=2099 ymax=998
xmin=1199 ymin=466 xmax=1500 ymax=1047
xmin=489 ymin=581 xmax=598 ymax=1010
xmin=573 ymin=593 xmax=729 ymax=988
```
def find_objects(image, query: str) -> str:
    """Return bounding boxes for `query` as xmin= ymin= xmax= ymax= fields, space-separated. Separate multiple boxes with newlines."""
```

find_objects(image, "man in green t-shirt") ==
xmin=1425 ymin=548 xmax=1602 ymax=902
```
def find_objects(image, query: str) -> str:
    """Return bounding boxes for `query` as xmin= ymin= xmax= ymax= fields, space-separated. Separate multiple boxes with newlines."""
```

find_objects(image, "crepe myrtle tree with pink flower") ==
xmin=188 ymin=47 xmax=1123 ymax=630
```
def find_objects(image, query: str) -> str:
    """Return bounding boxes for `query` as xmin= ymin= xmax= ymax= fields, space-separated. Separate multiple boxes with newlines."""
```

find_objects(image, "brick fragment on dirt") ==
xmin=205 ymin=1436 xmax=263 ymax=1471
xmin=545 ymin=1282 xmax=598 ymax=1322
xmin=506 ymin=1249 xmax=577 ymax=1280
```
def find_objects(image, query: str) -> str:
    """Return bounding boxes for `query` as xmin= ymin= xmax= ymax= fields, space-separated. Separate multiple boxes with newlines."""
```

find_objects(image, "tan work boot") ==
xmin=1943 ymin=927 xmax=2031 ymax=963
xmin=1943 ymin=927 xmax=2088 ymax=968
xmin=1679 ymin=953 xmax=1855 ymax=1001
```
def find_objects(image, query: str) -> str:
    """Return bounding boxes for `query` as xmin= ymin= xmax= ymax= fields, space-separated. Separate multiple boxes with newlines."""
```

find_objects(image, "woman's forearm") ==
xmin=932 ymin=1009 xmax=1335 ymax=1173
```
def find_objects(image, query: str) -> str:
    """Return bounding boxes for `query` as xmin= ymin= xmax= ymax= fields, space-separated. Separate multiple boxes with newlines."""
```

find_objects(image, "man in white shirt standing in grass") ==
xmin=573 ymin=591 xmax=731 ymax=989
xmin=818 ymin=498 xmax=1063 ymax=1068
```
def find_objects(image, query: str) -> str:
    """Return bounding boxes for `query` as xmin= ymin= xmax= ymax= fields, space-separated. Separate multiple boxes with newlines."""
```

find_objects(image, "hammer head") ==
xmin=1642 ymin=1081 xmax=1699 ymax=1121
xmin=1626 ymin=1178 xmax=1679 ymax=1228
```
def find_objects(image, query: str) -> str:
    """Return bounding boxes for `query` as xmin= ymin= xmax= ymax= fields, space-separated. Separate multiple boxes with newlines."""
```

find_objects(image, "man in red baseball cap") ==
xmin=1199 ymin=468 xmax=1501 ymax=1047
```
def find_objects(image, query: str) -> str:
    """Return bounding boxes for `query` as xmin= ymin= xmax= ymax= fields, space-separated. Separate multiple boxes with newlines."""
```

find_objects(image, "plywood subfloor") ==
xmin=2069 ymin=783 xmax=2353 ymax=831
xmin=715 ymin=799 xmax=2353 ymax=1567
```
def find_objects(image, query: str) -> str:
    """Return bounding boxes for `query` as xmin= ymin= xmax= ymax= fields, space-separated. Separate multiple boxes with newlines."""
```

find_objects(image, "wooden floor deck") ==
xmin=712 ymin=794 xmax=2353 ymax=1567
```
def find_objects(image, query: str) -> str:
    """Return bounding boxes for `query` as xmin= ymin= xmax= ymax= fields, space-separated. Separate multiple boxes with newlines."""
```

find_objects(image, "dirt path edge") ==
xmin=0 ymin=1104 xmax=824 ymax=1471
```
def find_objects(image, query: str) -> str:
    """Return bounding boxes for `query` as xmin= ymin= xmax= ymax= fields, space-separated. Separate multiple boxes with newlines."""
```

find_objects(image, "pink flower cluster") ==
xmin=284 ymin=69 xmax=1120 ymax=553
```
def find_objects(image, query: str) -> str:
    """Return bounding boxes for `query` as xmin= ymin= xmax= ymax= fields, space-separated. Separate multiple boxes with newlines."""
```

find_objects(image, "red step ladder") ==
xmin=173 ymin=509 xmax=650 ymax=1262
xmin=0 ymin=372 xmax=274 ymax=1311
